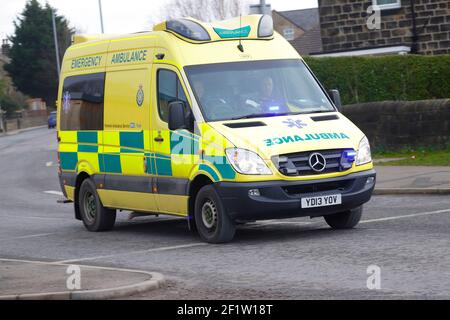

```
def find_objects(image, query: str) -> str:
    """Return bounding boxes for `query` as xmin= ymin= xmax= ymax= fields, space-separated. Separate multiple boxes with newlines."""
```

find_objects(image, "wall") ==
xmin=1 ymin=110 xmax=48 ymax=133
xmin=318 ymin=0 xmax=450 ymax=55
xmin=343 ymin=99 xmax=450 ymax=150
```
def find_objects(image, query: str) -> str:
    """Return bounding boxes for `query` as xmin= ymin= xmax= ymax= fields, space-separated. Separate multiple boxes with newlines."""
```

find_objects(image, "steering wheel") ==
xmin=203 ymin=97 xmax=235 ymax=120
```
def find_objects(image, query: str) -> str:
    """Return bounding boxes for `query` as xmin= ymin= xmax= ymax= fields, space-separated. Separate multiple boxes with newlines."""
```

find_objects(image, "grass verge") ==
xmin=374 ymin=148 xmax=450 ymax=166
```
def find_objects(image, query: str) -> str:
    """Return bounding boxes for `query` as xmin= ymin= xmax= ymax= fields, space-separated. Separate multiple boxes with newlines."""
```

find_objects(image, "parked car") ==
xmin=48 ymin=111 xmax=56 ymax=129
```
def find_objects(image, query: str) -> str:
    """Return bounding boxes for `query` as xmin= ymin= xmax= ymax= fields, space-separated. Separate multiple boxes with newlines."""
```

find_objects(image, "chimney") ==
xmin=249 ymin=1 xmax=272 ymax=15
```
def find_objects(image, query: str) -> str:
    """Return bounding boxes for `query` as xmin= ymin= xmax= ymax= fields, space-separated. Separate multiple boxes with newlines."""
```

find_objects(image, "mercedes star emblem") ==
xmin=309 ymin=152 xmax=327 ymax=172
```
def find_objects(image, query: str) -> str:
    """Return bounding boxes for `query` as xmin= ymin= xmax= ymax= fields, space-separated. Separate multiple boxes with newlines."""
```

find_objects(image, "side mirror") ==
xmin=168 ymin=101 xmax=187 ymax=131
xmin=329 ymin=89 xmax=342 ymax=112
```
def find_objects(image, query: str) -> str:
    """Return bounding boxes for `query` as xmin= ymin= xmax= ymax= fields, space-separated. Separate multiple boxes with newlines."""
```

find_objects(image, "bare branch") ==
xmin=156 ymin=0 xmax=249 ymax=23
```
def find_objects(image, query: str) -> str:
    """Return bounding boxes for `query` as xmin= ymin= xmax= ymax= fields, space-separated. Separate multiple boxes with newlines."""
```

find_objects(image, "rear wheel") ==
xmin=194 ymin=185 xmax=236 ymax=243
xmin=324 ymin=206 xmax=362 ymax=229
xmin=79 ymin=178 xmax=116 ymax=231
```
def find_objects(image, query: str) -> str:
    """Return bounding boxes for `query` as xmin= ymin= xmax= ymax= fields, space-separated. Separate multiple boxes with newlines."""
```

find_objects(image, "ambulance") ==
xmin=57 ymin=15 xmax=376 ymax=243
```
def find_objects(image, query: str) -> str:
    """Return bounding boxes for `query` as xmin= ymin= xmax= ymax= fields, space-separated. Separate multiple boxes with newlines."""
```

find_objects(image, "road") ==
xmin=0 ymin=128 xmax=449 ymax=299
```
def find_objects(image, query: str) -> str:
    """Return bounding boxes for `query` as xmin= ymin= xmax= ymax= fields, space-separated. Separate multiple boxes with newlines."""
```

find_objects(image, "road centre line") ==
xmin=359 ymin=208 xmax=450 ymax=223
xmin=248 ymin=209 xmax=450 ymax=228
xmin=0 ymin=233 xmax=56 ymax=241
xmin=1 ymin=214 xmax=71 ymax=221
xmin=53 ymin=242 xmax=208 ymax=264
xmin=44 ymin=190 xmax=64 ymax=196
xmin=0 ymin=257 xmax=161 ymax=277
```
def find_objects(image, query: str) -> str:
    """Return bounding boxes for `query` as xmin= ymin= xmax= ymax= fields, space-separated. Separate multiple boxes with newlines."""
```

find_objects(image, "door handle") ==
xmin=154 ymin=136 xmax=164 ymax=142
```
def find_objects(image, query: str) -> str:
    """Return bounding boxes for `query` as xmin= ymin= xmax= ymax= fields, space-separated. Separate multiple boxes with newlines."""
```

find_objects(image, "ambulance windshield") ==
xmin=185 ymin=59 xmax=335 ymax=122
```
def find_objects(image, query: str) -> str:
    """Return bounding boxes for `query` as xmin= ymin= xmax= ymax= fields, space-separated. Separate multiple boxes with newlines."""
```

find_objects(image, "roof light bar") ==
xmin=258 ymin=14 xmax=274 ymax=38
xmin=166 ymin=19 xmax=211 ymax=41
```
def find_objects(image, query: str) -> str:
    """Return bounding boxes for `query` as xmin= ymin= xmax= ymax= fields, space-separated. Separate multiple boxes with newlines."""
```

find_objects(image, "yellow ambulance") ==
xmin=57 ymin=15 xmax=376 ymax=243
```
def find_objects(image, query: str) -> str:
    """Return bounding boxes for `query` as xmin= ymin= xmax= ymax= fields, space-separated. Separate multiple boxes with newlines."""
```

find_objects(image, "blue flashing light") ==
xmin=343 ymin=149 xmax=357 ymax=162
xmin=340 ymin=149 xmax=356 ymax=170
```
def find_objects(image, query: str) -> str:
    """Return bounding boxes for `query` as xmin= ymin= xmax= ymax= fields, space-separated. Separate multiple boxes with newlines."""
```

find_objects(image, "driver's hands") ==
xmin=204 ymin=98 xmax=233 ymax=120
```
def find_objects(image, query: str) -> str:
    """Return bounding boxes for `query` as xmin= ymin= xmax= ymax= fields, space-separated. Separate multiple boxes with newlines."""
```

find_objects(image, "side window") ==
xmin=60 ymin=73 xmax=105 ymax=130
xmin=157 ymin=69 xmax=189 ymax=122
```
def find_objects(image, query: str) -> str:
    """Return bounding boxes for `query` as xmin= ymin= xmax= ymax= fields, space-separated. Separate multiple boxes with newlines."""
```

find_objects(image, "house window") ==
xmin=283 ymin=27 xmax=295 ymax=41
xmin=373 ymin=0 xmax=401 ymax=10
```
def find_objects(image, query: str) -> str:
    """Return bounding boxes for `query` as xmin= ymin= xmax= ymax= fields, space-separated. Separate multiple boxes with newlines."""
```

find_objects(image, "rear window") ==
xmin=60 ymin=73 xmax=105 ymax=131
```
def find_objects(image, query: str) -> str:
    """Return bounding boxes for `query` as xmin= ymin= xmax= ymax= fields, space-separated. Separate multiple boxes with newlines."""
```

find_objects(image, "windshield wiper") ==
xmin=294 ymin=110 xmax=333 ymax=115
xmin=229 ymin=112 xmax=296 ymax=121
xmin=228 ymin=110 xmax=333 ymax=121
xmin=229 ymin=113 xmax=271 ymax=120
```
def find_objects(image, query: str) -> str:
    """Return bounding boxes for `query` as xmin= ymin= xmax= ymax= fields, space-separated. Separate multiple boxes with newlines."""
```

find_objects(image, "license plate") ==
xmin=301 ymin=194 xmax=342 ymax=209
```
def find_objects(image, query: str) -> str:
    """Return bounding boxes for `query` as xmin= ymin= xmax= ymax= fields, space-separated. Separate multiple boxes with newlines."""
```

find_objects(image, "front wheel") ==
xmin=324 ymin=206 xmax=363 ymax=229
xmin=79 ymin=178 xmax=116 ymax=231
xmin=194 ymin=185 xmax=236 ymax=243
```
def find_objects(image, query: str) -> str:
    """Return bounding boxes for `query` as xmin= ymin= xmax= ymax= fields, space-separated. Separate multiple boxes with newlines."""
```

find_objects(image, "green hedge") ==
xmin=303 ymin=55 xmax=450 ymax=105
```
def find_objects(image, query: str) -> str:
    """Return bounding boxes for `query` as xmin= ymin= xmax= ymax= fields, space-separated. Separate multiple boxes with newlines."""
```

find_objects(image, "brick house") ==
xmin=272 ymin=8 xmax=323 ymax=55
xmin=316 ymin=0 xmax=450 ymax=56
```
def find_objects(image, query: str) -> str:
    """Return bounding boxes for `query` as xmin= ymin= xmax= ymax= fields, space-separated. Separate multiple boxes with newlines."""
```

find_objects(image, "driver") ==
xmin=258 ymin=76 xmax=290 ymax=114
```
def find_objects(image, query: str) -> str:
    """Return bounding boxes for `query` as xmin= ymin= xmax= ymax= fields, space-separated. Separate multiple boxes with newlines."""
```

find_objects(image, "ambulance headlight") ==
xmin=356 ymin=136 xmax=372 ymax=166
xmin=225 ymin=148 xmax=272 ymax=175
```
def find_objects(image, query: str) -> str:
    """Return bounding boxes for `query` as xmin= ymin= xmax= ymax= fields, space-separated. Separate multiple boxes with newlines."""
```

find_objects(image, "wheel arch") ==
xmin=187 ymin=174 xmax=214 ymax=228
xmin=74 ymin=171 xmax=90 ymax=220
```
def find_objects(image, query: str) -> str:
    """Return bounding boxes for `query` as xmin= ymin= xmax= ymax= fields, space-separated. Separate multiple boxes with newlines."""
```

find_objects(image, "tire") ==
xmin=194 ymin=185 xmax=236 ymax=243
xmin=78 ymin=178 xmax=116 ymax=231
xmin=324 ymin=206 xmax=363 ymax=229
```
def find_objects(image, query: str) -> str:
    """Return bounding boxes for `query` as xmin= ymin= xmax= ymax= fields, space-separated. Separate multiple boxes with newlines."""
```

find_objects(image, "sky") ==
xmin=0 ymin=0 xmax=318 ymax=41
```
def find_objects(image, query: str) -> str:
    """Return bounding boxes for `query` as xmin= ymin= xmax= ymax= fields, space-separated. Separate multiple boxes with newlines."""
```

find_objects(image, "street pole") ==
xmin=98 ymin=0 xmax=105 ymax=34
xmin=51 ymin=9 xmax=61 ymax=77
xmin=0 ymin=106 xmax=4 ymax=133
xmin=260 ymin=0 xmax=266 ymax=14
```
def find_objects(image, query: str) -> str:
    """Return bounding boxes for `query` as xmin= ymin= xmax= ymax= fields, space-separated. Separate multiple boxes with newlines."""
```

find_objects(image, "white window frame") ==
xmin=283 ymin=27 xmax=295 ymax=41
xmin=373 ymin=0 xmax=401 ymax=10
xmin=312 ymin=46 xmax=411 ymax=57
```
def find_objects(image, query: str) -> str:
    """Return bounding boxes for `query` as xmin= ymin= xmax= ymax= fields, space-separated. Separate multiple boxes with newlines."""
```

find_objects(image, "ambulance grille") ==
xmin=272 ymin=149 xmax=352 ymax=176
xmin=282 ymin=179 xmax=354 ymax=196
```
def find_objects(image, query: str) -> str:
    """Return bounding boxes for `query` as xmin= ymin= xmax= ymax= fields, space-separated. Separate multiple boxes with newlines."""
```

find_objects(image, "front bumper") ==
xmin=215 ymin=169 xmax=376 ymax=221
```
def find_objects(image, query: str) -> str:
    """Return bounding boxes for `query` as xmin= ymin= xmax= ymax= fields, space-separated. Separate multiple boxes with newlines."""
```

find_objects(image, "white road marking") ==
xmin=44 ymin=190 xmax=63 ymax=196
xmin=45 ymin=161 xmax=53 ymax=167
xmin=0 ymin=258 xmax=158 ymax=277
xmin=1 ymin=215 xmax=70 ymax=221
xmin=3 ymin=209 xmax=448 ymax=265
xmin=360 ymin=209 xmax=450 ymax=223
xmin=54 ymin=242 xmax=208 ymax=264
xmin=0 ymin=233 xmax=56 ymax=241
xmin=248 ymin=209 xmax=450 ymax=228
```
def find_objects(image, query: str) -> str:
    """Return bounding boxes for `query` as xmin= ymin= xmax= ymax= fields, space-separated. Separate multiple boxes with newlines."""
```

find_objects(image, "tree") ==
xmin=157 ymin=0 xmax=249 ymax=23
xmin=0 ymin=59 xmax=27 ymax=115
xmin=5 ymin=0 xmax=73 ymax=108
xmin=0 ymin=94 xmax=22 ymax=116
